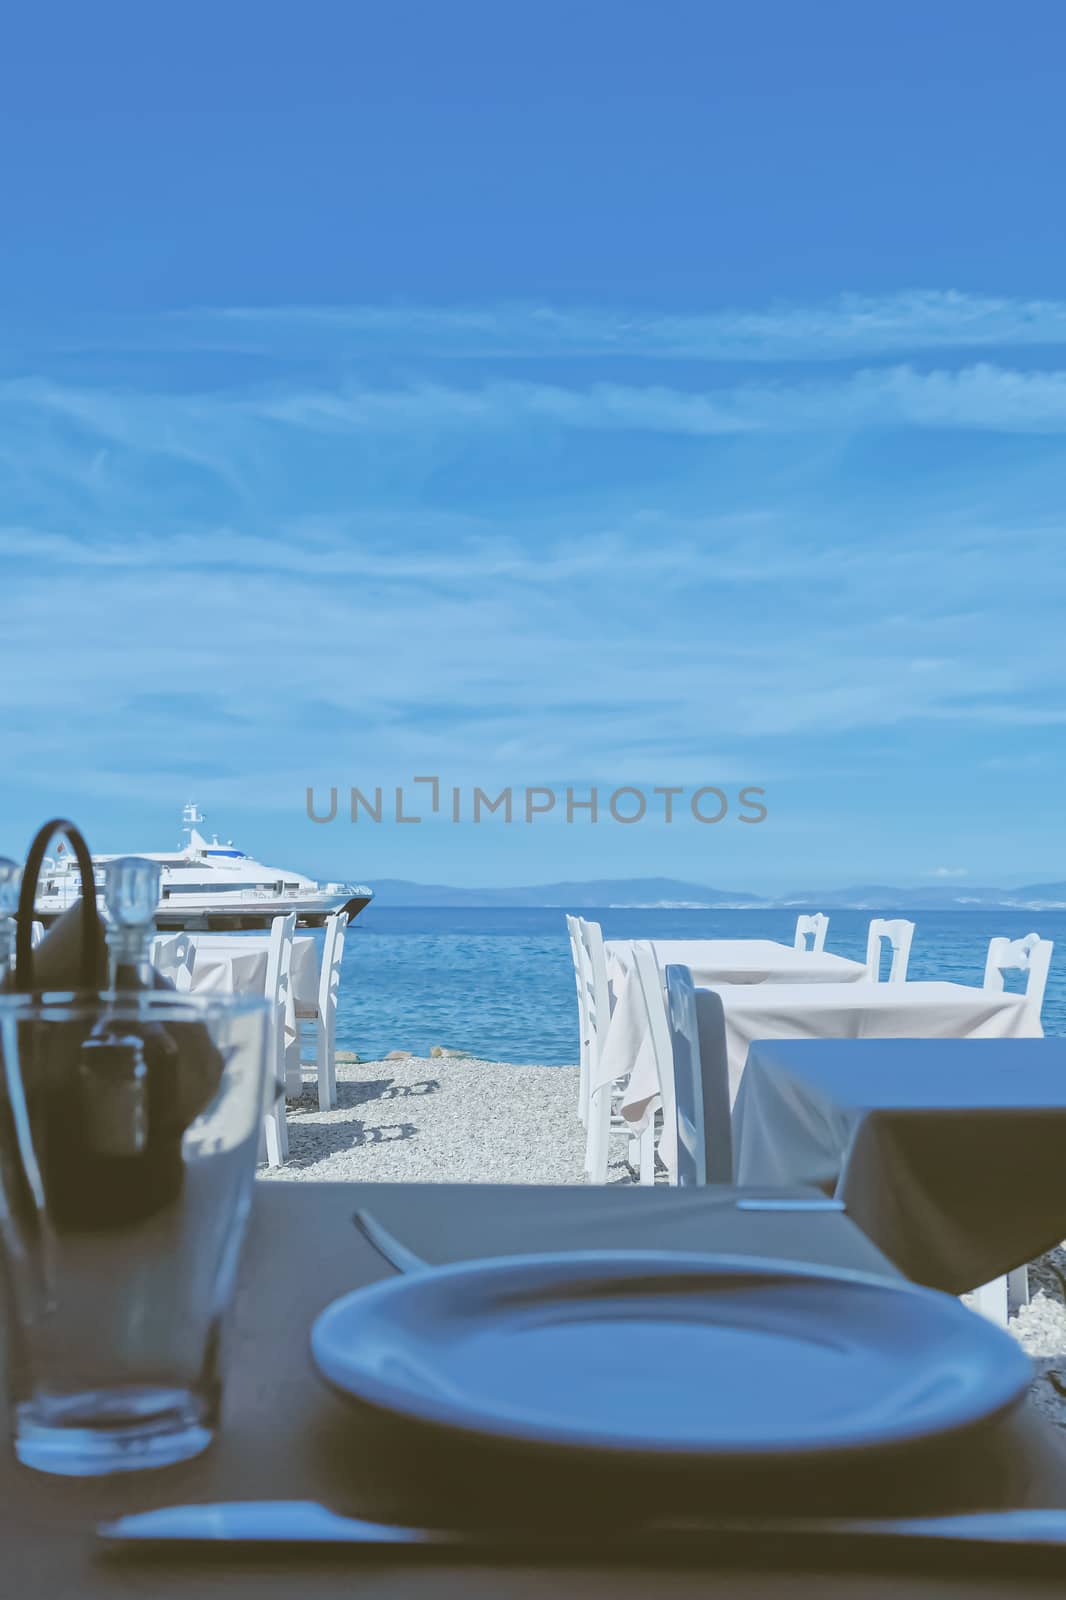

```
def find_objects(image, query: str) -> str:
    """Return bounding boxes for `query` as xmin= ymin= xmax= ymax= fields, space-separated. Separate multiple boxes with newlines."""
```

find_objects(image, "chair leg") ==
xmin=578 ymin=1046 xmax=589 ymax=1128
xmin=585 ymin=1085 xmax=611 ymax=1183
xmin=328 ymin=1020 xmax=338 ymax=1108
xmin=638 ymin=1123 xmax=655 ymax=1185
xmin=262 ymin=1111 xmax=283 ymax=1169
xmin=317 ymin=1014 xmax=337 ymax=1110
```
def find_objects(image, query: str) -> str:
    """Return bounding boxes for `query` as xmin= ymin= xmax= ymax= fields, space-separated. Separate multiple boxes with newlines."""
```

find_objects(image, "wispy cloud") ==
xmin=178 ymin=291 xmax=1066 ymax=362
xmin=4 ymin=293 xmax=1066 ymax=884
xmin=248 ymin=365 xmax=1066 ymax=437
xmin=11 ymin=366 xmax=1066 ymax=464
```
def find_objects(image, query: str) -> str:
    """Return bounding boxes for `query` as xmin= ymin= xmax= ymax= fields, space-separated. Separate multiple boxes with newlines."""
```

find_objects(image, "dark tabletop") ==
xmin=733 ymin=1039 xmax=1066 ymax=1291
xmin=3 ymin=1179 xmax=1066 ymax=1600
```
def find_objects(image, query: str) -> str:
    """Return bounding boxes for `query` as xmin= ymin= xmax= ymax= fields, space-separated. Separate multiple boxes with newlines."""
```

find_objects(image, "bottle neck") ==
xmin=107 ymin=928 xmax=155 ymax=991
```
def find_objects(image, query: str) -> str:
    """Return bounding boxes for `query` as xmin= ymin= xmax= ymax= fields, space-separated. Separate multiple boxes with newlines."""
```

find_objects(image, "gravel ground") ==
xmin=261 ymin=1054 xmax=590 ymax=1185
xmin=262 ymin=1054 xmax=1066 ymax=1414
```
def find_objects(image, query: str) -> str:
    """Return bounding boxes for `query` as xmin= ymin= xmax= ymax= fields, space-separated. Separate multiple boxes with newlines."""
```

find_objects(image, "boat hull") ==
xmin=37 ymin=892 xmax=374 ymax=933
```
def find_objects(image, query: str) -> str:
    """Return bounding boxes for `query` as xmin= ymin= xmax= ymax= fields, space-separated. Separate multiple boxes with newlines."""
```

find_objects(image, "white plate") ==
xmin=311 ymin=1251 xmax=1031 ymax=1462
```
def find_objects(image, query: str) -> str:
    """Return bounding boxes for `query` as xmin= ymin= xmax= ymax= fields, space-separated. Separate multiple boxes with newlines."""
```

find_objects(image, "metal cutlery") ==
xmin=98 ymin=1500 xmax=1066 ymax=1571
xmin=352 ymin=1208 xmax=429 ymax=1274
xmin=353 ymin=1199 xmax=847 ymax=1279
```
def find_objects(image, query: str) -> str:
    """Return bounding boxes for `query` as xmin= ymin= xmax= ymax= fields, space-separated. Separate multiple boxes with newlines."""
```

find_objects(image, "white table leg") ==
xmin=971 ymin=1276 xmax=1009 ymax=1325
xmin=1008 ymin=1265 xmax=1030 ymax=1311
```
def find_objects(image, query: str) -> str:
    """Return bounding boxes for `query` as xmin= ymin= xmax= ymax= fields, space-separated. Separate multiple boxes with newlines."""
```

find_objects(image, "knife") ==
xmin=98 ymin=1502 xmax=1066 ymax=1570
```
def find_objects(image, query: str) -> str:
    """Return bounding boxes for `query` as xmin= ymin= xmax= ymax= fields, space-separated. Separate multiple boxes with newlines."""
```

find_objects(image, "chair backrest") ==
xmin=565 ymin=914 xmax=590 ymax=1056
xmin=865 ymin=918 xmax=915 ymax=983
xmin=631 ymin=940 xmax=675 ymax=1163
xmin=265 ymin=912 xmax=296 ymax=1016
xmin=576 ymin=918 xmax=612 ymax=1068
xmin=794 ymin=913 xmax=828 ymax=953
xmin=151 ymin=931 xmax=196 ymax=992
xmin=318 ymin=911 xmax=349 ymax=1030
xmin=984 ymin=933 xmax=1053 ymax=1026
xmin=663 ymin=965 xmax=733 ymax=1186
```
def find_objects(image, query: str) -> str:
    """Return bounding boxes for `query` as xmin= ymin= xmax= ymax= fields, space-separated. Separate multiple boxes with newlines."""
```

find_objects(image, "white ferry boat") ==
xmin=34 ymin=805 xmax=373 ymax=931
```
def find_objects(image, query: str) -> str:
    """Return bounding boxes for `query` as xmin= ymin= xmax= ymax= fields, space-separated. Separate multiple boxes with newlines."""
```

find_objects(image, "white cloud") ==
xmin=178 ymin=291 xmax=1066 ymax=362
xmin=12 ymin=365 xmax=1066 ymax=459
xmin=926 ymin=866 xmax=969 ymax=878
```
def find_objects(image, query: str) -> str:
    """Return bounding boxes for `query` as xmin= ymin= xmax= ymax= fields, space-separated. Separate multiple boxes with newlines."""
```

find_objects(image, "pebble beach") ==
xmin=261 ymin=1051 xmax=1066 ymax=1418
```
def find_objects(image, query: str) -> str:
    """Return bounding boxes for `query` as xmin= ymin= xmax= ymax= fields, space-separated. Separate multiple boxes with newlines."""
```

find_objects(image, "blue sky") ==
xmin=2 ymin=1 xmax=1065 ymax=891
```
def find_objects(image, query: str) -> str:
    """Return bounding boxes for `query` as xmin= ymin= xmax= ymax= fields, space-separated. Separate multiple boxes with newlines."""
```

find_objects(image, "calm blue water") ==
xmin=333 ymin=907 xmax=1066 ymax=1064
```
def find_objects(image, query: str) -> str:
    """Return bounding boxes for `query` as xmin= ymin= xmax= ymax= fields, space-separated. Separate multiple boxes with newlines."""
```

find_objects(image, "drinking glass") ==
xmin=0 ymin=989 xmax=271 ymax=1475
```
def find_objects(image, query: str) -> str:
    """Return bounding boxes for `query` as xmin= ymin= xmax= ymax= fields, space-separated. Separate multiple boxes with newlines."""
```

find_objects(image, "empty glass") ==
xmin=0 ymin=989 xmax=271 ymax=1475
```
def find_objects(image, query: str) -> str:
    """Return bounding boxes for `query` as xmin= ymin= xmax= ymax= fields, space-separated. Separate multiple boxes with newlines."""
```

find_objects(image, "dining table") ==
xmin=152 ymin=932 xmax=320 ymax=1096
xmin=732 ymin=1037 xmax=1066 ymax=1292
xmin=616 ymin=979 xmax=1041 ymax=1152
xmin=595 ymin=940 xmax=869 ymax=1138
xmin=605 ymin=938 xmax=869 ymax=989
xmin=179 ymin=932 xmax=320 ymax=1010
xmin=5 ymin=1180 xmax=1066 ymax=1600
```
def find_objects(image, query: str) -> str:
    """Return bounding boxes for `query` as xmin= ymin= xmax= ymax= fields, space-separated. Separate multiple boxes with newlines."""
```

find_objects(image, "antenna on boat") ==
xmin=181 ymin=802 xmax=205 ymax=847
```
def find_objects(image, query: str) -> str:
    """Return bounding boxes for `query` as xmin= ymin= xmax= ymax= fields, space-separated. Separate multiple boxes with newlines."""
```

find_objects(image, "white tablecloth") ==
xmin=612 ymin=977 xmax=1039 ymax=1181
xmin=732 ymin=1037 xmax=1066 ymax=1291
xmin=179 ymin=933 xmax=319 ymax=1009
xmin=594 ymin=939 xmax=869 ymax=1144
xmin=606 ymin=938 xmax=867 ymax=989
xmin=153 ymin=933 xmax=320 ymax=1100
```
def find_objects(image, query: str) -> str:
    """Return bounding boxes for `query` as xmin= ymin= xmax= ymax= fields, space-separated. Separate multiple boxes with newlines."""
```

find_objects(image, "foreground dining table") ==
xmin=5 ymin=1182 xmax=1066 ymax=1600
xmin=733 ymin=1037 xmax=1066 ymax=1292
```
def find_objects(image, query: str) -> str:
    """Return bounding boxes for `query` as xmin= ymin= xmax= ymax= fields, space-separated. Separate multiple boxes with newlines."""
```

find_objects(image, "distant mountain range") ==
xmin=370 ymin=877 xmax=1066 ymax=910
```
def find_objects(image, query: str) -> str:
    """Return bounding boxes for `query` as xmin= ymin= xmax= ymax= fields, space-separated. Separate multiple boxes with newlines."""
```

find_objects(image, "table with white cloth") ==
xmin=593 ymin=941 xmax=868 ymax=1175
xmin=153 ymin=932 xmax=320 ymax=1095
xmin=605 ymin=938 xmax=868 ymax=989
xmin=174 ymin=932 xmax=319 ymax=1008
xmin=611 ymin=978 xmax=1039 ymax=1182
xmin=732 ymin=1037 xmax=1066 ymax=1293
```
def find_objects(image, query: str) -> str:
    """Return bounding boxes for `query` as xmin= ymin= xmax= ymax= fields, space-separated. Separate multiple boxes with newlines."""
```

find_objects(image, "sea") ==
xmin=333 ymin=906 xmax=1066 ymax=1064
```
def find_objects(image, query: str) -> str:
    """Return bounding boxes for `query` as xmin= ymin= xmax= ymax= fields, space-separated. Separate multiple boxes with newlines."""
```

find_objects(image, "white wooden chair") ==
xmin=663 ymin=965 xmax=733 ymax=1187
xmin=983 ymin=932 xmax=1053 ymax=1031
xmin=151 ymin=932 xmax=196 ymax=992
xmin=260 ymin=912 xmax=296 ymax=1168
xmin=581 ymin=917 xmax=656 ymax=1183
xmin=865 ymin=918 xmax=914 ymax=983
xmin=794 ymin=913 xmax=829 ymax=953
xmin=969 ymin=933 xmax=1053 ymax=1323
xmin=297 ymin=911 xmax=349 ymax=1110
xmin=630 ymin=941 xmax=674 ymax=1183
xmin=580 ymin=918 xmax=617 ymax=1182
xmin=565 ymin=915 xmax=592 ymax=1127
